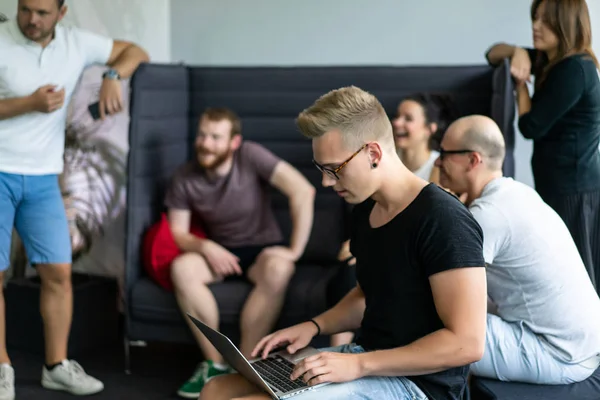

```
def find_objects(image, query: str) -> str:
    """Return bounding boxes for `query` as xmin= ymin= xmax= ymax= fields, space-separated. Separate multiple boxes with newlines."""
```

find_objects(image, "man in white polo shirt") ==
xmin=0 ymin=0 xmax=149 ymax=398
xmin=437 ymin=115 xmax=600 ymax=385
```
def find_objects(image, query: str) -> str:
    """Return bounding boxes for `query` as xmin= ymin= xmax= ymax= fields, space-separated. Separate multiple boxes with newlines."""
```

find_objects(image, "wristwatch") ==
xmin=102 ymin=68 xmax=121 ymax=80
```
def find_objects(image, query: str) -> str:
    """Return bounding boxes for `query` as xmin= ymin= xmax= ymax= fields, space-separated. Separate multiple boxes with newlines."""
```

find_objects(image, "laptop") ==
xmin=187 ymin=313 xmax=331 ymax=399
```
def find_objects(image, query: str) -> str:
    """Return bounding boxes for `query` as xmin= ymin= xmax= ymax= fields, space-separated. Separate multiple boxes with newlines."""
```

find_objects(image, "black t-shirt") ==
xmin=350 ymin=184 xmax=484 ymax=400
xmin=519 ymin=48 xmax=600 ymax=197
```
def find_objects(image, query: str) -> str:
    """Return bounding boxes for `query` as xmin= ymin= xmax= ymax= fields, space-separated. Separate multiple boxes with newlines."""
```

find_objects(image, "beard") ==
xmin=196 ymin=148 xmax=233 ymax=170
xmin=20 ymin=22 xmax=55 ymax=42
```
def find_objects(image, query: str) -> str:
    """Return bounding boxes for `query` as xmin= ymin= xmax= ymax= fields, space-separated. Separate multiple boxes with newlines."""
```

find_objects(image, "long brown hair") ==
xmin=531 ymin=0 xmax=599 ymax=88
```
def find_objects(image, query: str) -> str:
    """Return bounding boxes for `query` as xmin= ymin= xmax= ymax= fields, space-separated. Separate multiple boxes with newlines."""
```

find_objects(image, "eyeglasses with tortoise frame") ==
xmin=312 ymin=143 xmax=368 ymax=180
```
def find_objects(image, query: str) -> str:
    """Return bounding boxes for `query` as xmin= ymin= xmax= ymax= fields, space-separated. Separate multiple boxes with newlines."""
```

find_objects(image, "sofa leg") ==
xmin=124 ymin=336 xmax=131 ymax=375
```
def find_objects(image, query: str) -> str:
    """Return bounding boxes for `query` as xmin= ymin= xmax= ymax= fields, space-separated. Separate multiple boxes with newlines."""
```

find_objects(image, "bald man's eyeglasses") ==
xmin=439 ymin=147 xmax=476 ymax=160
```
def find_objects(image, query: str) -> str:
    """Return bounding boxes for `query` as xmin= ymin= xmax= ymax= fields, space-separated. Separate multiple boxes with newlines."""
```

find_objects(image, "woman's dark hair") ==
xmin=530 ymin=0 xmax=599 ymax=88
xmin=402 ymin=93 xmax=460 ymax=151
xmin=58 ymin=0 xmax=65 ymax=8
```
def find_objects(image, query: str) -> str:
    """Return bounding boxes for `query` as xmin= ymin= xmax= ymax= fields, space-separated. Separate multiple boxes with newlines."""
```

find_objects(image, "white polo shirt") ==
xmin=0 ymin=20 xmax=113 ymax=175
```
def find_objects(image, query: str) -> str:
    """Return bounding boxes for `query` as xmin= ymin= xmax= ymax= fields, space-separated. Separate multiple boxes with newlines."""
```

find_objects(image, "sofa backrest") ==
xmin=126 ymin=64 xmax=190 ymax=287
xmin=491 ymin=59 xmax=516 ymax=177
xmin=125 ymin=62 xmax=514 ymax=289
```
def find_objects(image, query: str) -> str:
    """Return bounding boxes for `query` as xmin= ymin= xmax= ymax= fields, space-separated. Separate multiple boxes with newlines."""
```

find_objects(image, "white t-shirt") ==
xmin=413 ymin=150 xmax=439 ymax=181
xmin=470 ymin=177 xmax=600 ymax=363
xmin=0 ymin=20 xmax=113 ymax=175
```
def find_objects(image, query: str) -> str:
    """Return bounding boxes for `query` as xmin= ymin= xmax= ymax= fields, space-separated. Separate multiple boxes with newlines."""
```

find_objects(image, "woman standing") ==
xmin=486 ymin=0 xmax=600 ymax=289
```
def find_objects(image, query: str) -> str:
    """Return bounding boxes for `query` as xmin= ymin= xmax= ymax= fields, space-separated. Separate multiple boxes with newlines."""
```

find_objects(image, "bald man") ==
xmin=436 ymin=115 xmax=600 ymax=385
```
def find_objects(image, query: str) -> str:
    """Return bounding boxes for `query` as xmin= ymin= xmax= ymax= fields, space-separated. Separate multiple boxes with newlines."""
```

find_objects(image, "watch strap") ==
xmin=102 ymin=68 xmax=121 ymax=80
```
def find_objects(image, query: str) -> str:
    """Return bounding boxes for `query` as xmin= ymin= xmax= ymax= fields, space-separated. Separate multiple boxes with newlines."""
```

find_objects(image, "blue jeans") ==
xmin=290 ymin=344 xmax=428 ymax=400
xmin=471 ymin=314 xmax=599 ymax=384
xmin=0 ymin=173 xmax=71 ymax=270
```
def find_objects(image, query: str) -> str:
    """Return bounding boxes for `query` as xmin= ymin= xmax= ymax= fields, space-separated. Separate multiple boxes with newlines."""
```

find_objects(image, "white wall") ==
xmin=0 ymin=0 xmax=15 ymax=20
xmin=171 ymin=0 xmax=600 ymax=187
xmin=171 ymin=0 xmax=533 ymax=66
xmin=589 ymin=1 xmax=600 ymax=58
xmin=64 ymin=0 xmax=171 ymax=63
xmin=0 ymin=0 xmax=171 ymax=62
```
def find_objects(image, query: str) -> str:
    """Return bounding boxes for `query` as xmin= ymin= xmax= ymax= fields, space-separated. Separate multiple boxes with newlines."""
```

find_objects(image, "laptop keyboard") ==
xmin=252 ymin=355 xmax=308 ymax=393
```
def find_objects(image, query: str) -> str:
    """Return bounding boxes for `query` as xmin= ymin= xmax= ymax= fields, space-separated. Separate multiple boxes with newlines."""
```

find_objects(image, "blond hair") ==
xmin=296 ymin=86 xmax=394 ymax=150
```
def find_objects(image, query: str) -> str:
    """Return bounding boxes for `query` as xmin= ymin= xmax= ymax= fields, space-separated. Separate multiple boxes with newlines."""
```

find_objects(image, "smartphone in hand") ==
xmin=88 ymin=102 xmax=101 ymax=120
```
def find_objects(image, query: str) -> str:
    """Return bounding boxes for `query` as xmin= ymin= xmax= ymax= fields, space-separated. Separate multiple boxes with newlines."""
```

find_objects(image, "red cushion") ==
xmin=142 ymin=213 xmax=206 ymax=291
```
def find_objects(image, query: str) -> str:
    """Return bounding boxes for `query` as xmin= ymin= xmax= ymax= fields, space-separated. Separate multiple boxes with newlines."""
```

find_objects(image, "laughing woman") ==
xmin=392 ymin=93 xmax=459 ymax=183
xmin=485 ymin=0 xmax=600 ymax=289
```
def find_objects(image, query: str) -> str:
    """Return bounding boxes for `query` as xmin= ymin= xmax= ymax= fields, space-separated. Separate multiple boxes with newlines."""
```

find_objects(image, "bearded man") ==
xmin=164 ymin=107 xmax=316 ymax=398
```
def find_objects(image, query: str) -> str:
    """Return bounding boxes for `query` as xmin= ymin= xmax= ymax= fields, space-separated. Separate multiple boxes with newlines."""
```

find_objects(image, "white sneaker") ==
xmin=0 ymin=364 xmax=14 ymax=400
xmin=41 ymin=360 xmax=104 ymax=395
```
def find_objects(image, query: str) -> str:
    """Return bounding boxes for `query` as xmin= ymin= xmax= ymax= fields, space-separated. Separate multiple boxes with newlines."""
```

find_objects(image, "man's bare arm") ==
xmin=0 ymin=96 xmax=34 ymax=120
xmin=105 ymin=40 xmax=150 ymax=79
xmin=168 ymin=208 xmax=206 ymax=253
xmin=357 ymin=267 xmax=487 ymax=376
xmin=313 ymin=285 xmax=366 ymax=336
xmin=269 ymin=161 xmax=315 ymax=259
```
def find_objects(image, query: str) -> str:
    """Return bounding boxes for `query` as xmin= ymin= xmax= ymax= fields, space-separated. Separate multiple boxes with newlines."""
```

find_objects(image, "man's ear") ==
xmin=230 ymin=134 xmax=242 ymax=150
xmin=58 ymin=5 xmax=68 ymax=21
xmin=367 ymin=142 xmax=383 ymax=166
xmin=468 ymin=151 xmax=484 ymax=170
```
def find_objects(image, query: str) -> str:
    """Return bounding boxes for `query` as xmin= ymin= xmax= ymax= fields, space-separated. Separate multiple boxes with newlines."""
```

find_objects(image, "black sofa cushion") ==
xmin=471 ymin=368 xmax=600 ymax=400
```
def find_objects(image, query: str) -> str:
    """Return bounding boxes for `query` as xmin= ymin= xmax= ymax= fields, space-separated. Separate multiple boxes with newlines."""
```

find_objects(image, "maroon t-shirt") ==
xmin=165 ymin=141 xmax=284 ymax=248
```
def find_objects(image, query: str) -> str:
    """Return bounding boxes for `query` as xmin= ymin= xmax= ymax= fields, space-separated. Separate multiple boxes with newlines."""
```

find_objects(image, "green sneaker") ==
xmin=176 ymin=360 xmax=232 ymax=398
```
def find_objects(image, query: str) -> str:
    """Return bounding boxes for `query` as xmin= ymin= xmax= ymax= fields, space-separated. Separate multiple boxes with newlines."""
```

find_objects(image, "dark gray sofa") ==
xmin=123 ymin=60 xmax=515 ymax=372
xmin=471 ymin=369 xmax=600 ymax=400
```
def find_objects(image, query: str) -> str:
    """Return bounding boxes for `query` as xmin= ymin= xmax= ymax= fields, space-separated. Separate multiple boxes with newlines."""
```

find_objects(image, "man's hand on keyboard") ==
xmin=251 ymin=322 xmax=319 ymax=360
xmin=290 ymin=351 xmax=363 ymax=386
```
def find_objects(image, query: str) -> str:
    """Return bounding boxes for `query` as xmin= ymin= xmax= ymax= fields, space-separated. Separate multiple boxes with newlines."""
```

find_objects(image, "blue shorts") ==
xmin=0 ymin=172 xmax=72 ymax=270
xmin=290 ymin=344 xmax=427 ymax=400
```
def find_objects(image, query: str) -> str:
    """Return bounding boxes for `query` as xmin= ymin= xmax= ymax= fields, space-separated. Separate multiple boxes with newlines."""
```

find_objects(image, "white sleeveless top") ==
xmin=413 ymin=151 xmax=440 ymax=181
